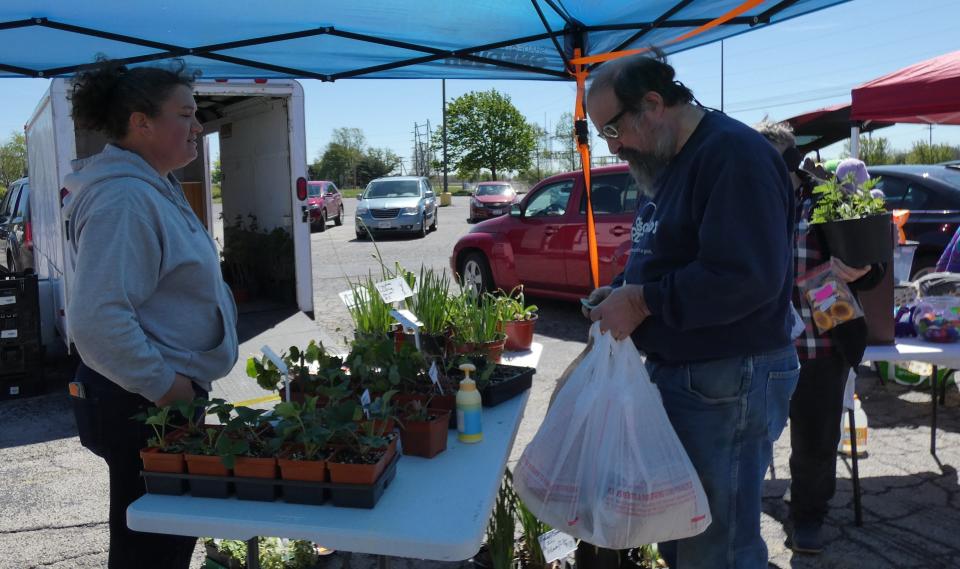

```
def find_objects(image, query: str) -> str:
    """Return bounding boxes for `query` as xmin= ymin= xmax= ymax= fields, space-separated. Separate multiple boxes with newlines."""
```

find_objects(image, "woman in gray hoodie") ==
xmin=66 ymin=60 xmax=238 ymax=568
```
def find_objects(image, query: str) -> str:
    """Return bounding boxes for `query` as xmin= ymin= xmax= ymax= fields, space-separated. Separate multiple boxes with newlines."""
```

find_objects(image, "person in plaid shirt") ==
xmin=757 ymin=121 xmax=881 ymax=554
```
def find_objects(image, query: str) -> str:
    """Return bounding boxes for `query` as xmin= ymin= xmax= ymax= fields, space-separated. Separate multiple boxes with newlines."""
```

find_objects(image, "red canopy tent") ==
xmin=851 ymin=50 xmax=960 ymax=125
xmin=785 ymin=102 xmax=891 ymax=154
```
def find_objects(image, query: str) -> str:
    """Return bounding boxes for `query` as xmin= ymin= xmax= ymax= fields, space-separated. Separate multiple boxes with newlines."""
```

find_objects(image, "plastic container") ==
xmin=913 ymin=296 xmax=960 ymax=343
xmin=456 ymin=363 xmax=483 ymax=443
xmin=893 ymin=241 xmax=918 ymax=284
xmin=839 ymin=395 xmax=868 ymax=457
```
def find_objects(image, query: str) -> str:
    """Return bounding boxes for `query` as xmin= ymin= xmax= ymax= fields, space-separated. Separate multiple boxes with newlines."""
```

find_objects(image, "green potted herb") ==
xmin=347 ymin=272 xmax=397 ymax=339
xmin=448 ymin=287 xmax=506 ymax=362
xmin=136 ymin=405 xmax=187 ymax=474
xmin=228 ymin=406 xmax=278 ymax=501
xmin=327 ymin=421 xmax=397 ymax=486
xmin=495 ymin=285 xmax=538 ymax=352
xmin=406 ymin=265 xmax=453 ymax=356
xmin=397 ymin=398 xmax=450 ymax=458
xmin=811 ymin=173 xmax=892 ymax=267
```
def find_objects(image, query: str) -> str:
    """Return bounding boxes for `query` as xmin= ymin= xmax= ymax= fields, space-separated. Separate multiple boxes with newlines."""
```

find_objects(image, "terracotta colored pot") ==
xmin=184 ymin=454 xmax=230 ymax=476
xmin=328 ymin=438 xmax=396 ymax=485
xmin=139 ymin=447 xmax=185 ymax=473
xmin=234 ymin=456 xmax=277 ymax=479
xmin=399 ymin=410 xmax=450 ymax=458
xmin=277 ymin=450 xmax=328 ymax=483
xmin=477 ymin=339 xmax=506 ymax=363
xmin=503 ymin=316 xmax=537 ymax=351
xmin=356 ymin=418 xmax=396 ymax=436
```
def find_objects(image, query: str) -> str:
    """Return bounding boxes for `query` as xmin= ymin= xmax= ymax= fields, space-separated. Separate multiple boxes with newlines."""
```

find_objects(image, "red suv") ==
xmin=469 ymin=181 xmax=518 ymax=222
xmin=451 ymin=164 xmax=644 ymax=301
xmin=307 ymin=181 xmax=344 ymax=232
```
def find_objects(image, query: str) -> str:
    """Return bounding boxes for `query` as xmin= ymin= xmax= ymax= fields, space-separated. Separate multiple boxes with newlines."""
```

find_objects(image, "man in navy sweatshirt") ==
xmin=583 ymin=52 xmax=800 ymax=569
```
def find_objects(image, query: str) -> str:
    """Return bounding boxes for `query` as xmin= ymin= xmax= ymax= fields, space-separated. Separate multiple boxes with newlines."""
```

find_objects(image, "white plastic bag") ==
xmin=514 ymin=322 xmax=711 ymax=549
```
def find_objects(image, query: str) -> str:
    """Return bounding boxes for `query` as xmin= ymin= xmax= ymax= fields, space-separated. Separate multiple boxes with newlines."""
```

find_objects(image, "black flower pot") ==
xmin=816 ymin=213 xmax=894 ymax=268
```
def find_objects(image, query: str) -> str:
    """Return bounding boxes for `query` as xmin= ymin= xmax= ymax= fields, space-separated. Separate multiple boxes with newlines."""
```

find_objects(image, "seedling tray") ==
xmin=479 ymin=364 xmax=535 ymax=407
xmin=140 ymin=453 xmax=399 ymax=509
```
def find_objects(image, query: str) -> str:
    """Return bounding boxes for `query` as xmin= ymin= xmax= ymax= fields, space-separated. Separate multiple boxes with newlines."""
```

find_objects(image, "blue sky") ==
xmin=1 ymin=0 xmax=957 ymax=171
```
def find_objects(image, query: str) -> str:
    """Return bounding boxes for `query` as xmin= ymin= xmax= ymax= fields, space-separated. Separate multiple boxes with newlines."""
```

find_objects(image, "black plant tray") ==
xmin=140 ymin=453 xmax=399 ymax=509
xmin=479 ymin=364 xmax=535 ymax=407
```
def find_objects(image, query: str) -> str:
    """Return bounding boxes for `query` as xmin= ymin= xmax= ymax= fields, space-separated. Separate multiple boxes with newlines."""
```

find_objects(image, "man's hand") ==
xmin=830 ymin=257 xmax=870 ymax=283
xmin=581 ymin=286 xmax=614 ymax=318
xmin=589 ymin=284 xmax=650 ymax=341
xmin=155 ymin=373 xmax=196 ymax=407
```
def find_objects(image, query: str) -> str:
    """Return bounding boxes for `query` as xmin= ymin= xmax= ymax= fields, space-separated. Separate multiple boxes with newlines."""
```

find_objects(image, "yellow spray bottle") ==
xmin=456 ymin=362 xmax=483 ymax=443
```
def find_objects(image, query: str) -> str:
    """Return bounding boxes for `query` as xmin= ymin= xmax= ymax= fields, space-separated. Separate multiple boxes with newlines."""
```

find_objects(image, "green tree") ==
xmin=434 ymin=89 xmax=536 ymax=180
xmin=552 ymin=112 xmax=579 ymax=171
xmin=315 ymin=143 xmax=363 ymax=186
xmin=211 ymin=158 xmax=222 ymax=184
xmin=905 ymin=141 xmax=958 ymax=164
xmin=857 ymin=136 xmax=893 ymax=166
xmin=0 ymin=132 xmax=27 ymax=190
xmin=331 ymin=127 xmax=366 ymax=155
xmin=356 ymin=147 xmax=401 ymax=186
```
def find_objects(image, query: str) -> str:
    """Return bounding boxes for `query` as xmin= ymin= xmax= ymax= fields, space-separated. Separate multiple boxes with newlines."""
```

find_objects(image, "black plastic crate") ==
xmin=0 ymin=273 xmax=40 ymax=347
xmin=0 ymin=343 xmax=42 ymax=377
xmin=140 ymin=453 xmax=400 ymax=509
xmin=479 ymin=364 xmax=535 ymax=407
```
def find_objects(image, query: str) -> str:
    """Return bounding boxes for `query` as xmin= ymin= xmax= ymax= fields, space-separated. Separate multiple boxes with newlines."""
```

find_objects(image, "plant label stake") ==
xmin=391 ymin=308 xmax=424 ymax=351
xmin=338 ymin=288 xmax=369 ymax=309
xmin=260 ymin=346 xmax=291 ymax=402
xmin=360 ymin=388 xmax=372 ymax=419
xmin=538 ymin=529 xmax=577 ymax=564
xmin=429 ymin=361 xmax=443 ymax=394
xmin=374 ymin=277 xmax=414 ymax=304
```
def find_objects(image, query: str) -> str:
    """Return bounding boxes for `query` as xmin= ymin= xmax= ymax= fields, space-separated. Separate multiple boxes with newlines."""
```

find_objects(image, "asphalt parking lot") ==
xmin=3 ymin=196 xmax=960 ymax=568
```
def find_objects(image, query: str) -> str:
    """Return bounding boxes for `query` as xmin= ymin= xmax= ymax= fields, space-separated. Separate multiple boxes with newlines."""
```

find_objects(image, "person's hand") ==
xmin=589 ymin=284 xmax=650 ymax=341
xmin=831 ymin=257 xmax=870 ymax=283
xmin=155 ymin=373 xmax=196 ymax=406
xmin=581 ymin=286 xmax=614 ymax=318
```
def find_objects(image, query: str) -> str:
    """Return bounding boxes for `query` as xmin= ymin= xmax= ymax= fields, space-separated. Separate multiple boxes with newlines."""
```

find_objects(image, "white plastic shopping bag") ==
xmin=514 ymin=322 xmax=711 ymax=549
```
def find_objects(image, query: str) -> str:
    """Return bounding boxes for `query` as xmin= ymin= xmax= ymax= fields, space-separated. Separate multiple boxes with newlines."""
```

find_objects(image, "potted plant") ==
xmin=448 ymin=287 xmax=506 ymax=362
xmin=446 ymin=354 xmax=535 ymax=407
xmin=397 ymin=398 xmax=450 ymax=458
xmin=271 ymin=396 xmax=336 ymax=505
xmin=228 ymin=406 xmax=278 ymax=501
xmin=181 ymin=399 xmax=240 ymax=498
xmin=810 ymin=173 xmax=892 ymax=267
xmin=136 ymin=404 xmax=187 ymax=474
xmin=495 ymin=285 xmax=538 ymax=352
xmin=327 ymin=421 xmax=397 ymax=486
xmin=406 ymin=265 xmax=453 ymax=356
xmin=346 ymin=273 xmax=396 ymax=340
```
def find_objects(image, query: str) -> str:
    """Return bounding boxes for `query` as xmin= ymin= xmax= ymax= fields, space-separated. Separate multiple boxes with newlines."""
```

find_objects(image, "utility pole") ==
xmin=720 ymin=40 xmax=725 ymax=112
xmin=442 ymin=79 xmax=448 ymax=193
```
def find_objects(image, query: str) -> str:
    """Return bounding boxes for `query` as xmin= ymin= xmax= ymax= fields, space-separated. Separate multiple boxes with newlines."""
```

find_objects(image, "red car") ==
xmin=451 ymin=164 xmax=645 ymax=301
xmin=469 ymin=181 xmax=519 ymax=222
xmin=307 ymin=181 xmax=344 ymax=231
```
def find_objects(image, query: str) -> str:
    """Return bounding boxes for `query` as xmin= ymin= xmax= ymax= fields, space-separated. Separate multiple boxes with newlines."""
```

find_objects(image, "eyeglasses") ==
xmin=597 ymin=107 xmax=633 ymax=140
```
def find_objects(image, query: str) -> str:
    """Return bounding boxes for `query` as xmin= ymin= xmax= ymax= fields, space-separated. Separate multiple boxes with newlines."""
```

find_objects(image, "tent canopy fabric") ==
xmin=851 ymin=50 xmax=960 ymax=125
xmin=784 ymin=102 xmax=891 ymax=153
xmin=0 ymin=1 xmax=848 ymax=81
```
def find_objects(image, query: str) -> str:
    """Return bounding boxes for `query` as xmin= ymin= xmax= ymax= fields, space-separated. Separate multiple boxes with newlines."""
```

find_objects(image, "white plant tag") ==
xmin=338 ymin=288 xmax=369 ymax=309
xmin=260 ymin=346 xmax=288 ymax=375
xmin=0 ymin=296 xmax=15 ymax=306
xmin=360 ymin=389 xmax=372 ymax=419
xmin=374 ymin=277 xmax=414 ymax=304
xmin=538 ymin=529 xmax=577 ymax=563
xmin=1 ymin=330 xmax=18 ymax=339
xmin=429 ymin=361 xmax=442 ymax=394
xmin=391 ymin=308 xmax=423 ymax=331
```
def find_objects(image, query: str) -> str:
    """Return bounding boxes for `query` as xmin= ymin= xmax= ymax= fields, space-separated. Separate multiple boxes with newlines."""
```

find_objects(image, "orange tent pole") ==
xmin=572 ymin=47 xmax=599 ymax=289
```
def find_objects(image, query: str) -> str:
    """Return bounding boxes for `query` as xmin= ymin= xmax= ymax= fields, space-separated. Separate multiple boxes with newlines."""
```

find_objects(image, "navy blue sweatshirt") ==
xmin=612 ymin=111 xmax=795 ymax=363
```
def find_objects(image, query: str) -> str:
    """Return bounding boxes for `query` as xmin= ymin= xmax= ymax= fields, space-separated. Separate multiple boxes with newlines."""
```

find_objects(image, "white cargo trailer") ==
xmin=25 ymin=78 xmax=314 ymax=354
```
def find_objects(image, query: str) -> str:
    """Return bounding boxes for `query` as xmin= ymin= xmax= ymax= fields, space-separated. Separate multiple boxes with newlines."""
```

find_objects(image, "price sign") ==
xmin=538 ymin=529 xmax=577 ymax=563
xmin=429 ymin=361 xmax=443 ymax=394
xmin=360 ymin=389 xmax=372 ymax=419
xmin=374 ymin=277 xmax=414 ymax=304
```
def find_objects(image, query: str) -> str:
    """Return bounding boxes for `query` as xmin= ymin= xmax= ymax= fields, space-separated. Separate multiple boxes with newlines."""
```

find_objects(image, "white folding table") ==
xmin=127 ymin=345 xmax=542 ymax=569
xmin=847 ymin=339 xmax=960 ymax=526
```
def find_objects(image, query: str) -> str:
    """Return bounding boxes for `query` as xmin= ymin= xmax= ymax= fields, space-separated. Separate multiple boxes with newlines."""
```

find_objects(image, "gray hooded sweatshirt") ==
xmin=63 ymin=144 xmax=238 ymax=401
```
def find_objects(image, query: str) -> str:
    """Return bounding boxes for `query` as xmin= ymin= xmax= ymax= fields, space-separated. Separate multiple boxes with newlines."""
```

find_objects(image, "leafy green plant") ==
xmin=495 ymin=285 xmax=538 ymax=322
xmin=227 ymin=406 xmax=272 ymax=458
xmin=515 ymin=489 xmax=550 ymax=568
xmin=810 ymin=174 xmax=886 ymax=224
xmin=271 ymin=396 xmax=333 ymax=461
xmin=347 ymin=335 xmax=427 ymax=393
xmin=346 ymin=272 xmax=396 ymax=337
xmin=409 ymin=265 xmax=452 ymax=334
xmin=448 ymin=287 xmax=505 ymax=345
xmin=486 ymin=468 xmax=518 ymax=569
xmin=132 ymin=405 xmax=181 ymax=451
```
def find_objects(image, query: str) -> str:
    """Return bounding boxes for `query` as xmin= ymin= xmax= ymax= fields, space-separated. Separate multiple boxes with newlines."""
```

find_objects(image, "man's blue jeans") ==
xmin=646 ymin=345 xmax=799 ymax=569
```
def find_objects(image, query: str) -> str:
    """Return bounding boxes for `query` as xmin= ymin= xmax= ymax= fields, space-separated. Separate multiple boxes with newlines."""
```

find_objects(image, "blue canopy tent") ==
xmin=0 ymin=0 xmax=848 ymax=289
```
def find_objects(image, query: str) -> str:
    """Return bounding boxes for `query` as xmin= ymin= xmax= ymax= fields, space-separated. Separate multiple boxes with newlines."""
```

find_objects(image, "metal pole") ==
xmin=720 ymin=40 xmax=724 ymax=112
xmin=247 ymin=538 xmax=261 ymax=569
xmin=442 ymin=79 xmax=448 ymax=193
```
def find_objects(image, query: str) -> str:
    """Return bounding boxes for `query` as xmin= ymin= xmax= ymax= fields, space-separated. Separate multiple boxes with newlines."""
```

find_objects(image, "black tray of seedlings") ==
xmin=141 ymin=453 xmax=399 ymax=509
xmin=447 ymin=363 xmax=535 ymax=407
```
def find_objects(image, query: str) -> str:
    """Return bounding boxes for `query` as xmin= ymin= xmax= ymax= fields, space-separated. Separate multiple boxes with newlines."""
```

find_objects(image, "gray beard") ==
xmin=620 ymin=129 xmax=676 ymax=198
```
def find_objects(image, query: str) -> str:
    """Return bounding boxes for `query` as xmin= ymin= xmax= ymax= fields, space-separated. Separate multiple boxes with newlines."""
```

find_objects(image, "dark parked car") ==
xmin=869 ymin=164 xmax=960 ymax=279
xmin=451 ymin=164 xmax=644 ymax=299
xmin=0 ymin=177 xmax=33 ymax=273
xmin=307 ymin=180 xmax=343 ymax=231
